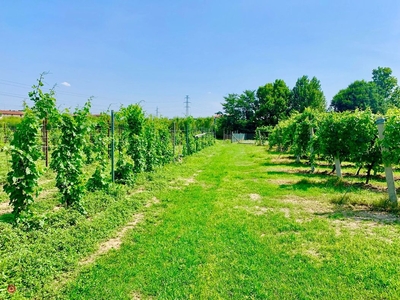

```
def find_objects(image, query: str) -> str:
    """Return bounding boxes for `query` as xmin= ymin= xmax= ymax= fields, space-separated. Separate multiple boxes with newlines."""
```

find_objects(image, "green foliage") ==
xmin=330 ymin=80 xmax=381 ymax=113
xmin=331 ymin=67 xmax=400 ymax=114
xmin=3 ymin=75 xmax=58 ymax=223
xmin=86 ymin=113 xmax=111 ymax=191
xmin=220 ymin=91 xmax=257 ymax=133
xmin=290 ymin=108 xmax=321 ymax=159
xmin=372 ymin=66 xmax=398 ymax=107
xmin=316 ymin=110 xmax=377 ymax=164
xmin=118 ymin=104 xmax=146 ymax=173
xmin=87 ymin=167 xmax=110 ymax=192
xmin=144 ymin=120 xmax=158 ymax=172
xmin=182 ymin=117 xmax=196 ymax=156
xmin=255 ymin=126 xmax=271 ymax=145
xmin=289 ymin=75 xmax=326 ymax=112
xmin=156 ymin=119 xmax=174 ymax=165
xmin=256 ymin=79 xmax=291 ymax=127
xmin=0 ymin=122 xmax=13 ymax=148
xmin=114 ymin=158 xmax=135 ymax=184
xmin=345 ymin=110 xmax=380 ymax=171
xmin=3 ymin=109 xmax=41 ymax=221
xmin=0 ymin=117 xmax=21 ymax=146
xmin=269 ymin=108 xmax=382 ymax=182
xmin=268 ymin=116 xmax=296 ymax=152
xmin=268 ymin=108 xmax=321 ymax=162
xmin=61 ymin=143 xmax=400 ymax=300
xmin=382 ymin=108 xmax=400 ymax=165
xmin=50 ymin=101 xmax=91 ymax=213
xmin=29 ymin=74 xmax=58 ymax=122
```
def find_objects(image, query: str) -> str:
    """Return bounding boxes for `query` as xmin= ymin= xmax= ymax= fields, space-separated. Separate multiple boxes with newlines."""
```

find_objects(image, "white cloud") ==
xmin=61 ymin=82 xmax=71 ymax=87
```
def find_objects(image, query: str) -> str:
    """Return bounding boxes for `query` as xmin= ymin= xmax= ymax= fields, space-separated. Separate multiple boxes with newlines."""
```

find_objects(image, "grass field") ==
xmin=2 ymin=141 xmax=400 ymax=299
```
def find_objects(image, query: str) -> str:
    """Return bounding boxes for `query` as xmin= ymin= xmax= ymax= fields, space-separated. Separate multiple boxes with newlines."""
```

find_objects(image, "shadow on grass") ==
xmin=262 ymin=157 xmax=389 ymax=182
xmin=267 ymin=169 xmax=387 ymax=186
xmin=315 ymin=207 xmax=400 ymax=225
xmin=0 ymin=212 xmax=14 ymax=224
xmin=313 ymin=192 xmax=400 ymax=225
xmin=272 ymin=177 xmax=389 ymax=196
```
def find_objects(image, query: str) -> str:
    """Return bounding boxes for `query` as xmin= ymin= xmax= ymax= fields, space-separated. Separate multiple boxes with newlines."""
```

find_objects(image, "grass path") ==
xmin=57 ymin=142 xmax=400 ymax=299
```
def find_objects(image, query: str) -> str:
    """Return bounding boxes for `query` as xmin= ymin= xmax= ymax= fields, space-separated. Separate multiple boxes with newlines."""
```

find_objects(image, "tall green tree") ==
xmin=289 ymin=75 xmax=326 ymax=112
xmin=256 ymin=79 xmax=291 ymax=127
xmin=330 ymin=80 xmax=381 ymax=113
xmin=238 ymin=90 xmax=257 ymax=128
xmin=221 ymin=91 xmax=257 ymax=132
xmin=372 ymin=67 xmax=397 ymax=100
xmin=372 ymin=66 xmax=400 ymax=111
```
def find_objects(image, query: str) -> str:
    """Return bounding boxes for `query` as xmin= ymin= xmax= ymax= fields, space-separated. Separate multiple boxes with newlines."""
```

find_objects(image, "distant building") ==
xmin=0 ymin=110 xmax=24 ymax=118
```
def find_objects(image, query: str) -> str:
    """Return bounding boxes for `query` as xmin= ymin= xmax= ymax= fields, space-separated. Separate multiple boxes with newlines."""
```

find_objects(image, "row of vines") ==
xmin=265 ymin=107 xmax=400 ymax=185
xmin=1 ymin=76 xmax=215 ymax=225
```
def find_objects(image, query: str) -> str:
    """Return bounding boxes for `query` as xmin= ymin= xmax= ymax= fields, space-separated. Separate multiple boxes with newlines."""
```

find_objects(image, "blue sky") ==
xmin=1 ymin=0 xmax=399 ymax=117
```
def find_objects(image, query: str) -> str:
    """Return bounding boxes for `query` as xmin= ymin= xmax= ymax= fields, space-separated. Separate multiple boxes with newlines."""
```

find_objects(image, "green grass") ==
xmin=2 ymin=142 xmax=400 ymax=299
xmin=59 ymin=143 xmax=400 ymax=299
xmin=0 ymin=150 xmax=10 ymax=185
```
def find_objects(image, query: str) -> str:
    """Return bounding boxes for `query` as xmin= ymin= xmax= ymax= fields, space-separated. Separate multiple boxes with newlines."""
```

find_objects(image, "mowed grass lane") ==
xmin=62 ymin=142 xmax=400 ymax=299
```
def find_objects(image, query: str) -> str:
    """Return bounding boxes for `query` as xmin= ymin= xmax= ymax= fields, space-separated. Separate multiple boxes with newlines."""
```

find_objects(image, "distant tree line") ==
xmin=331 ymin=67 xmax=400 ymax=113
xmin=216 ymin=67 xmax=400 ymax=136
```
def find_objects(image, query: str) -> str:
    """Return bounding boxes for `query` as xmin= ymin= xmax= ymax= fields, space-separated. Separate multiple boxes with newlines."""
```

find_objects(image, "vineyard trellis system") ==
xmin=266 ymin=107 xmax=400 ymax=205
xmin=0 ymin=76 xmax=216 ymax=225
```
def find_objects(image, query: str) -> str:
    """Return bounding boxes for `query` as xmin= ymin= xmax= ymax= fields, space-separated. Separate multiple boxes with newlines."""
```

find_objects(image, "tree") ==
xmin=389 ymin=87 xmax=400 ymax=108
xmin=330 ymin=80 xmax=381 ymax=113
xmin=238 ymin=90 xmax=257 ymax=130
xmin=289 ymin=75 xmax=326 ymax=112
xmin=220 ymin=91 xmax=257 ymax=133
xmin=256 ymin=79 xmax=291 ymax=127
xmin=372 ymin=66 xmax=400 ymax=111
xmin=372 ymin=67 xmax=397 ymax=100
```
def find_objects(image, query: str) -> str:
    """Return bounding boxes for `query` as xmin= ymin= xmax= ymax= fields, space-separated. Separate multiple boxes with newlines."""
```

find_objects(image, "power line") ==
xmin=0 ymin=79 xmax=195 ymax=116
xmin=0 ymin=79 xmax=31 ymax=88
xmin=0 ymin=91 xmax=27 ymax=99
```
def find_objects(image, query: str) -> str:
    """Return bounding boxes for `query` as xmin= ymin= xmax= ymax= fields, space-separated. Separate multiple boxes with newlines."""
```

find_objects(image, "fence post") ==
xmin=173 ymin=122 xmax=176 ymax=160
xmin=111 ymin=110 xmax=115 ymax=183
xmin=185 ymin=122 xmax=189 ymax=155
xmin=376 ymin=117 xmax=397 ymax=205
xmin=44 ymin=118 xmax=49 ymax=167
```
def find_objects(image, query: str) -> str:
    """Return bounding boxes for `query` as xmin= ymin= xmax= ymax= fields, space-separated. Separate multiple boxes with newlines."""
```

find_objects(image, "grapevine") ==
xmin=50 ymin=101 xmax=91 ymax=213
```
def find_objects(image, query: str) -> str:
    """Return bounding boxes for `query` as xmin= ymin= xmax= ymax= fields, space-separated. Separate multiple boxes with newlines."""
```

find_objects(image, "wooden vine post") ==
xmin=376 ymin=117 xmax=397 ymax=205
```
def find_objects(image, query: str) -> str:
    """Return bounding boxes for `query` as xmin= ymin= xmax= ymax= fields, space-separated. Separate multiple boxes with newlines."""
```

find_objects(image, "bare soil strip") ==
xmin=79 ymin=213 xmax=145 ymax=266
xmin=51 ymin=196 xmax=161 ymax=293
xmin=0 ymin=201 xmax=10 ymax=214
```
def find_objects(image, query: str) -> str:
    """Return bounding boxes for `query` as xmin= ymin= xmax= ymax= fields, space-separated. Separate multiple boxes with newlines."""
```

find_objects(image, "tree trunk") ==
xmin=366 ymin=164 xmax=373 ymax=184
xmin=330 ymin=164 xmax=336 ymax=174
xmin=356 ymin=165 xmax=362 ymax=176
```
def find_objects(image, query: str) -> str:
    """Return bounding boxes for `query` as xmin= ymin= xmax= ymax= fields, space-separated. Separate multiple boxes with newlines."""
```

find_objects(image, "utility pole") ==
xmin=184 ymin=95 xmax=190 ymax=117
xmin=156 ymin=107 xmax=159 ymax=118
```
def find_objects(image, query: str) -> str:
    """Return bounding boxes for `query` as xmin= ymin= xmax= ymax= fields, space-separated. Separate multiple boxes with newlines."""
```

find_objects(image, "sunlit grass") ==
xmin=60 ymin=143 xmax=400 ymax=299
